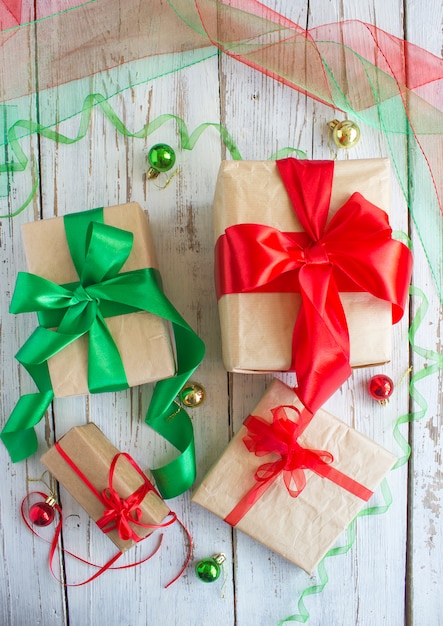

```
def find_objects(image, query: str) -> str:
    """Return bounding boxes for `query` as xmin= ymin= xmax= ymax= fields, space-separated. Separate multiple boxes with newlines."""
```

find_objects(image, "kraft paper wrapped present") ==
xmin=214 ymin=158 xmax=409 ymax=375
xmin=20 ymin=202 xmax=176 ymax=397
xmin=41 ymin=423 xmax=171 ymax=552
xmin=192 ymin=378 xmax=397 ymax=573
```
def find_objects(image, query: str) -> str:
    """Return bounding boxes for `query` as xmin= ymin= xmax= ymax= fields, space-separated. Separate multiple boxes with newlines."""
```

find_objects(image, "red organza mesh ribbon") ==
xmin=224 ymin=405 xmax=373 ymax=527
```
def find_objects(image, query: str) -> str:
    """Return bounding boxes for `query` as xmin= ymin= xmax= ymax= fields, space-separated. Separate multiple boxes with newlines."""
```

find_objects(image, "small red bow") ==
xmin=243 ymin=405 xmax=333 ymax=499
xmin=96 ymin=453 xmax=172 ymax=542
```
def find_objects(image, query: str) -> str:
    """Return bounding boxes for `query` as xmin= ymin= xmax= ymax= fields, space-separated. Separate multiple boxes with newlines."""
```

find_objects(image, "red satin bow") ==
xmin=224 ymin=404 xmax=373 ymax=527
xmin=97 ymin=486 xmax=144 ymax=541
xmin=215 ymin=158 xmax=412 ymax=412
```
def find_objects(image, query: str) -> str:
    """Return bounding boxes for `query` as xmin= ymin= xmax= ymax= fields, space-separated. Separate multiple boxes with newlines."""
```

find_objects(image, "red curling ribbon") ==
xmin=20 ymin=490 xmax=164 ymax=586
xmin=224 ymin=405 xmax=373 ymax=527
xmin=215 ymin=158 xmax=412 ymax=413
xmin=36 ymin=442 xmax=193 ymax=586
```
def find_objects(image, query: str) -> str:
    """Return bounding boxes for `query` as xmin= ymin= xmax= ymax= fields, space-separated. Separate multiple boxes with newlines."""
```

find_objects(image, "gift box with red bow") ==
xmin=192 ymin=378 xmax=396 ymax=573
xmin=214 ymin=158 xmax=412 ymax=412
xmin=41 ymin=423 xmax=172 ymax=551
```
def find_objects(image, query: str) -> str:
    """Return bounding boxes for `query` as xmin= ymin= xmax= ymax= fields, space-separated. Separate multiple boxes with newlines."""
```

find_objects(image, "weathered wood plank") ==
xmin=404 ymin=1 xmax=443 ymax=624
xmin=0 ymin=6 xmax=68 ymax=625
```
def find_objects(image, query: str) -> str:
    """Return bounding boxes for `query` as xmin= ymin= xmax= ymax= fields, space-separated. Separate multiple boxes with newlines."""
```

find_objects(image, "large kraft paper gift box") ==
xmin=214 ymin=158 xmax=393 ymax=373
xmin=41 ymin=423 xmax=171 ymax=551
xmin=192 ymin=378 xmax=397 ymax=573
xmin=20 ymin=202 xmax=176 ymax=397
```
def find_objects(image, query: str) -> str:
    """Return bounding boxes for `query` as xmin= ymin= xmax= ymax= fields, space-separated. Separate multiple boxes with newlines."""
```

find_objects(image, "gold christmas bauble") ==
xmin=328 ymin=119 xmax=360 ymax=149
xmin=179 ymin=382 xmax=206 ymax=407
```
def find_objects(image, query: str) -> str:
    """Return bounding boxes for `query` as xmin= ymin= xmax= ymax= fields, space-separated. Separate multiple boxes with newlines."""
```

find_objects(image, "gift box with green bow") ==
xmin=1 ymin=203 xmax=205 ymax=499
xmin=18 ymin=203 xmax=176 ymax=398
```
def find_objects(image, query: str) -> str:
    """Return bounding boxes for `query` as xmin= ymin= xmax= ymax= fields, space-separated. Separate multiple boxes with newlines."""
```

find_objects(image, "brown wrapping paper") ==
xmin=41 ymin=423 xmax=170 ymax=552
xmin=21 ymin=202 xmax=176 ymax=397
xmin=214 ymin=158 xmax=392 ymax=372
xmin=192 ymin=378 xmax=396 ymax=573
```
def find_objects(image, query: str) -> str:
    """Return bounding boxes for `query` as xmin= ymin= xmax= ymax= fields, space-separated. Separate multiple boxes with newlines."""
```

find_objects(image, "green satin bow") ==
xmin=1 ymin=208 xmax=205 ymax=499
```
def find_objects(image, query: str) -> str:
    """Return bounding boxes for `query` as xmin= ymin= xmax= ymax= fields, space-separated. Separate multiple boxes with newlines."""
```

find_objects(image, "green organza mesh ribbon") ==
xmin=0 ymin=207 xmax=205 ymax=499
xmin=1 ymin=0 xmax=441 ymax=302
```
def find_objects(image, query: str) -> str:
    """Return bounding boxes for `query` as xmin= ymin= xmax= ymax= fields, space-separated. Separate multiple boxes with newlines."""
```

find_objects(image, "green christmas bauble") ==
xmin=196 ymin=559 xmax=221 ymax=583
xmin=147 ymin=143 xmax=176 ymax=173
xmin=195 ymin=554 xmax=226 ymax=583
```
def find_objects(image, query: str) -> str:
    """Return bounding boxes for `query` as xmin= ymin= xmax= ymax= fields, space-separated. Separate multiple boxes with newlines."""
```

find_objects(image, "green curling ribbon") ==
xmin=278 ymin=479 xmax=393 ymax=624
xmin=0 ymin=208 xmax=205 ymax=499
xmin=0 ymin=94 xmax=306 ymax=219
xmin=392 ymin=285 xmax=443 ymax=469
xmin=280 ymin=282 xmax=443 ymax=624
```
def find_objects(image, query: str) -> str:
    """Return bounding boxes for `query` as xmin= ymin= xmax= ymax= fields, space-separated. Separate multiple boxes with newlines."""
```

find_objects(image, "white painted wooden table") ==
xmin=0 ymin=1 xmax=441 ymax=625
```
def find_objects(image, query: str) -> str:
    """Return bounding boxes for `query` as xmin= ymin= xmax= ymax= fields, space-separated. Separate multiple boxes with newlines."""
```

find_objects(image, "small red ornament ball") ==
xmin=29 ymin=501 xmax=55 ymax=527
xmin=368 ymin=374 xmax=394 ymax=404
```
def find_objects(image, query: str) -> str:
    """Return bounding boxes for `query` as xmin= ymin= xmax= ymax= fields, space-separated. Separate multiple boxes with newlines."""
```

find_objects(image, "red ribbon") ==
xmin=215 ymin=158 xmax=412 ymax=412
xmin=45 ymin=441 xmax=193 ymax=589
xmin=20 ymin=489 xmax=164 ymax=586
xmin=54 ymin=443 xmax=177 ymax=542
xmin=224 ymin=404 xmax=373 ymax=527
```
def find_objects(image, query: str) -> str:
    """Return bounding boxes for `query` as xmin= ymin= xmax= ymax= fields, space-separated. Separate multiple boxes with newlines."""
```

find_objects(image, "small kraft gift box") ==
xmin=192 ymin=378 xmax=397 ymax=574
xmin=41 ymin=423 xmax=172 ymax=552
xmin=214 ymin=158 xmax=412 ymax=411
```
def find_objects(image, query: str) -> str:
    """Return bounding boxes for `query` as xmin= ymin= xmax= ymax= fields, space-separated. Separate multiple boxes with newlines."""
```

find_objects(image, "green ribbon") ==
xmin=0 ymin=208 xmax=205 ymax=499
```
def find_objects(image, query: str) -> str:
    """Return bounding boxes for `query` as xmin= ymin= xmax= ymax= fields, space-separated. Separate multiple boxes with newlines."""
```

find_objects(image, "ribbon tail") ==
xmin=87 ymin=314 xmax=129 ymax=393
xmin=145 ymin=293 xmax=205 ymax=499
xmin=224 ymin=472 xmax=280 ymax=527
xmin=149 ymin=404 xmax=196 ymax=500
xmin=1 ymin=325 xmax=62 ymax=462
xmin=293 ymin=265 xmax=351 ymax=413
xmin=0 ymin=390 xmax=54 ymax=461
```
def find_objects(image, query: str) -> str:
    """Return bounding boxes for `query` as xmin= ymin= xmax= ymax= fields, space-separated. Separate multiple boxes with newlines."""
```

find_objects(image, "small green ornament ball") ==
xmin=147 ymin=143 xmax=176 ymax=173
xmin=195 ymin=557 xmax=222 ymax=583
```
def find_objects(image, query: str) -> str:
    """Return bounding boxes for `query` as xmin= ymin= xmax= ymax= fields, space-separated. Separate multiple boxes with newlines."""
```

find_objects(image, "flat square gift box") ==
xmin=214 ymin=158 xmax=395 ymax=374
xmin=192 ymin=378 xmax=397 ymax=573
xmin=41 ymin=423 xmax=171 ymax=552
xmin=21 ymin=202 xmax=176 ymax=397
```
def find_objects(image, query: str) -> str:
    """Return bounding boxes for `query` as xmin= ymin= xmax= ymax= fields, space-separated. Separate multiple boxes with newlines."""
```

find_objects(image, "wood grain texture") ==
xmin=0 ymin=1 xmax=441 ymax=625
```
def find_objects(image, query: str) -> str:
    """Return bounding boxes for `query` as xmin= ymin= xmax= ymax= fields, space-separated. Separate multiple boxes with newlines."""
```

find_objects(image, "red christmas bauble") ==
xmin=368 ymin=374 xmax=394 ymax=405
xmin=29 ymin=501 xmax=55 ymax=527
